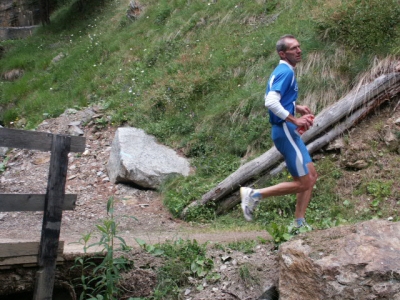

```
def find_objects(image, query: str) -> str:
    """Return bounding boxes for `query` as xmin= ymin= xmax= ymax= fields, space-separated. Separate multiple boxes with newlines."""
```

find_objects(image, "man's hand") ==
xmin=296 ymin=105 xmax=311 ymax=116
xmin=285 ymin=113 xmax=314 ymax=130
xmin=294 ymin=114 xmax=314 ymax=130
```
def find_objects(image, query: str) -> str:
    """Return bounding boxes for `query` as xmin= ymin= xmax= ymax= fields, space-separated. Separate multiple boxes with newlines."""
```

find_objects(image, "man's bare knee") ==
xmin=295 ymin=174 xmax=315 ymax=191
xmin=294 ymin=180 xmax=312 ymax=192
xmin=307 ymin=163 xmax=318 ymax=185
xmin=311 ymin=172 xmax=318 ymax=186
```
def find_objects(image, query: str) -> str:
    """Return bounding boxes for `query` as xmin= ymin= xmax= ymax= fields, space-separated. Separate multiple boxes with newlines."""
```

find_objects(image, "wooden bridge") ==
xmin=0 ymin=127 xmax=85 ymax=300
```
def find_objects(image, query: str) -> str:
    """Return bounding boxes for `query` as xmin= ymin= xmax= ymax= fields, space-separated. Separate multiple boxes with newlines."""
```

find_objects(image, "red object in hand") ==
xmin=297 ymin=115 xmax=314 ymax=135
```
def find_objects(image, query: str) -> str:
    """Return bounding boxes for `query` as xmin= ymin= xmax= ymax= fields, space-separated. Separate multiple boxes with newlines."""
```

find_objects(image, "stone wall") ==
xmin=0 ymin=0 xmax=41 ymax=27
xmin=0 ymin=25 xmax=39 ymax=40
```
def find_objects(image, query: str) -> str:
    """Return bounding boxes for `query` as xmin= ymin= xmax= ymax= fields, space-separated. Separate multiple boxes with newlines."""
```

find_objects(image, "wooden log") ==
xmin=0 ymin=194 xmax=76 ymax=211
xmin=301 ymin=73 xmax=400 ymax=144
xmin=0 ymin=127 xmax=85 ymax=153
xmin=181 ymin=72 xmax=400 ymax=218
xmin=33 ymin=134 xmax=70 ymax=300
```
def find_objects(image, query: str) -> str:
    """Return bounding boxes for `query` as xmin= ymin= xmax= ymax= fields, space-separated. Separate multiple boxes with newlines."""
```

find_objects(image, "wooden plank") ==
xmin=0 ymin=254 xmax=64 ymax=266
xmin=0 ymin=266 xmax=12 ymax=270
xmin=0 ymin=241 xmax=64 ymax=258
xmin=34 ymin=134 xmax=70 ymax=300
xmin=23 ymin=260 xmax=64 ymax=268
xmin=0 ymin=194 xmax=76 ymax=211
xmin=0 ymin=127 xmax=85 ymax=153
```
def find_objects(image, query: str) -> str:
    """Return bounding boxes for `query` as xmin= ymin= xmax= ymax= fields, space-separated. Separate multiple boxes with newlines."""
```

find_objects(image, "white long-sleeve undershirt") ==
xmin=264 ymin=91 xmax=290 ymax=120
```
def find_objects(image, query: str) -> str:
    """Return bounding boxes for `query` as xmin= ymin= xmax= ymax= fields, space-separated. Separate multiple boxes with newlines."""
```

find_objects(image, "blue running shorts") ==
xmin=272 ymin=122 xmax=311 ymax=177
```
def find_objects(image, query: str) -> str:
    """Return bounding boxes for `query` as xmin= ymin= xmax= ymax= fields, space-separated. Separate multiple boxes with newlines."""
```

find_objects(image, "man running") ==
xmin=240 ymin=34 xmax=317 ymax=230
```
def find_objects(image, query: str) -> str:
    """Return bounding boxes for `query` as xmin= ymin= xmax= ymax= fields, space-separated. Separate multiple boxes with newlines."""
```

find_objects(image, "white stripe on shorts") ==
xmin=282 ymin=122 xmax=307 ymax=177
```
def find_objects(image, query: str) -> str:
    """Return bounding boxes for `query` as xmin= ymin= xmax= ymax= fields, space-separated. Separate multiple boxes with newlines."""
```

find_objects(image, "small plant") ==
xmin=266 ymin=222 xmax=292 ymax=247
xmin=71 ymin=197 xmax=133 ymax=300
xmin=134 ymin=237 xmax=164 ymax=256
xmin=190 ymin=256 xmax=214 ymax=278
xmin=366 ymin=180 xmax=393 ymax=200
xmin=93 ymin=117 xmax=109 ymax=130
xmin=317 ymin=217 xmax=342 ymax=230
xmin=227 ymin=240 xmax=257 ymax=254
xmin=71 ymin=233 xmax=95 ymax=299
xmin=0 ymin=156 xmax=9 ymax=173
xmin=287 ymin=222 xmax=313 ymax=237
xmin=238 ymin=263 xmax=260 ymax=287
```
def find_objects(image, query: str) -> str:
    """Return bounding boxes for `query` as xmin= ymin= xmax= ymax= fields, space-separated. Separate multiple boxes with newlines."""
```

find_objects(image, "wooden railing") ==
xmin=0 ymin=127 xmax=85 ymax=300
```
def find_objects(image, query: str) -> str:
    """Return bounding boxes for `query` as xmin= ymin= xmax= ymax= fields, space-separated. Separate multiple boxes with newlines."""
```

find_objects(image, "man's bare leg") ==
xmin=295 ymin=162 xmax=317 ymax=219
xmin=240 ymin=162 xmax=317 ymax=222
xmin=256 ymin=166 xmax=316 ymax=198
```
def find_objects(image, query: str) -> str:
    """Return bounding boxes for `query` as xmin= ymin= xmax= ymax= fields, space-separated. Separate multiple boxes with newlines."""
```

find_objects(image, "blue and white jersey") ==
xmin=266 ymin=60 xmax=298 ymax=125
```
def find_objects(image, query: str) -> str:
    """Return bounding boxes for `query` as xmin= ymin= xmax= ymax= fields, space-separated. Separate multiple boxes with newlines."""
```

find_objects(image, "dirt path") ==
xmin=0 ymin=114 xmax=278 ymax=300
xmin=0 ymin=108 xmax=269 ymax=255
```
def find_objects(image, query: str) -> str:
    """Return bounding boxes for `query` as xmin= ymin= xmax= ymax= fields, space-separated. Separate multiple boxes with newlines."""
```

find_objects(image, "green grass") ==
xmin=142 ymin=238 xmax=217 ymax=300
xmin=1 ymin=0 xmax=399 ymax=230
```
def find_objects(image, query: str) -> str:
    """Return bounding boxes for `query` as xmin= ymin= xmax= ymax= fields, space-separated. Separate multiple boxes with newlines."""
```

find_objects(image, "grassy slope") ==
xmin=0 ymin=0 xmax=399 ymax=231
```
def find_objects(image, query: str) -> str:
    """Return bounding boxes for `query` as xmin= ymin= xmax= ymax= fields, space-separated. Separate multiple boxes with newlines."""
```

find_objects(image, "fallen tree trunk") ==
xmin=214 ymin=85 xmax=400 ymax=214
xmin=301 ymin=73 xmax=400 ymax=144
xmin=181 ymin=72 xmax=400 ymax=218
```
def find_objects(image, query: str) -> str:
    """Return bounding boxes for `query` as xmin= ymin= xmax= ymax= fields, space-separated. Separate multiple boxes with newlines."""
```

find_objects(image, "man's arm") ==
xmin=296 ymin=105 xmax=311 ymax=115
xmin=264 ymin=91 xmax=289 ymax=120
xmin=265 ymin=91 xmax=314 ymax=128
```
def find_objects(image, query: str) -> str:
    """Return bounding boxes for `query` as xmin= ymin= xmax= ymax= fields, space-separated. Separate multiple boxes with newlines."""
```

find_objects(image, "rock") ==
xmin=62 ymin=108 xmax=78 ymax=116
xmin=126 ymin=0 xmax=143 ymax=21
xmin=345 ymin=159 xmax=369 ymax=170
xmin=68 ymin=124 xmax=84 ymax=136
xmin=2 ymin=69 xmax=24 ymax=81
xmin=0 ymin=0 xmax=41 ymax=27
xmin=382 ymin=126 xmax=399 ymax=152
xmin=0 ymin=147 xmax=7 ymax=157
xmin=326 ymin=137 xmax=345 ymax=151
xmin=278 ymin=220 xmax=400 ymax=300
xmin=52 ymin=52 xmax=65 ymax=63
xmin=107 ymin=127 xmax=191 ymax=189
xmin=69 ymin=121 xmax=81 ymax=126
xmin=259 ymin=285 xmax=279 ymax=300
xmin=0 ymin=126 xmax=9 ymax=156
xmin=15 ymin=118 xmax=27 ymax=128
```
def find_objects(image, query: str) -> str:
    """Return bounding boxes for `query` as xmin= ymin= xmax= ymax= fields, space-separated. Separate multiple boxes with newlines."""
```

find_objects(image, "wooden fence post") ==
xmin=0 ymin=127 xmax=85 ymax=299
xmin=33 ymin=134 xmax=71 ymax=300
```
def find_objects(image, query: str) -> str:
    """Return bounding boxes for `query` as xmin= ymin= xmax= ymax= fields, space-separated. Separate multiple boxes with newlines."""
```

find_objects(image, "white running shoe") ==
xmin=240 ymin=187 xmax=258 ymax=221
